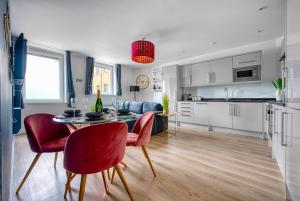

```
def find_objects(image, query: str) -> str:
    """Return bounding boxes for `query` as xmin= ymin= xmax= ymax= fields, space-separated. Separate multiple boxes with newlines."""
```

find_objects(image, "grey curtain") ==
xmin=66 ymin=51 xmax=75 ymax=107
xmin=116 ymin=64 xmax=122 ymax=96
xmin=85 ymin=56 xmax=94 ymax=95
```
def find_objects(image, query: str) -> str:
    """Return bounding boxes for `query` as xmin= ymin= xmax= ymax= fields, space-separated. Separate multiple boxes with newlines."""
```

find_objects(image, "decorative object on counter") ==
xmin=136 ymin=74 xmax=149 ymax=89
xmin=130 ymin=85 xmax=140 ymax=101
xmin=131 ymin=39 xmax=155 ymax=63
xmin=162 ymin=93 xmax=169 ymax=115
xmin=95 ymin=89 xmax=103 ymax=112
xmin=272 ymin=78 xmax=283 ymax=102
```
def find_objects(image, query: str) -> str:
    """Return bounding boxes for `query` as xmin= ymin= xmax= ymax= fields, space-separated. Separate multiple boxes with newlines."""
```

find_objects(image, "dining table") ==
xmin=53 ymin=112 xmax=137 ymax=131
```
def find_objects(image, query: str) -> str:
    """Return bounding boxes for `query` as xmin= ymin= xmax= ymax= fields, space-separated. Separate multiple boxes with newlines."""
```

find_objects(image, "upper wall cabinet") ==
xmin=180 ymin=64 xmax=192 ymax=87
xmin=233 ymin=52 xmax=261 ymax=68
xmin=210 ymin=57 xmax=233 ymax=84
xmin=191 ymin=61 xmax=210 ymax=86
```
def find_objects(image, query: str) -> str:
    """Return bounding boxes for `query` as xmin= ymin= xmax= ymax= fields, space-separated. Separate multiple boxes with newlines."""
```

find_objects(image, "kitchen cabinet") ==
xmin=233 ymin=52 xmax=261 ymax=68
xmin=232 ymin=103 xmax=263 ymax=132
xmin=178 ymin=102 xmax=194 ymax=123
xmin=162 ymin=65 xmax=181 ymax=121
xmin=180 ymin=64 xmax=192 ymax=87
xmin=193 ymin=102 xmax=208 ymax=125
xmin=210 ymin=57 xmax=233 ymax=84
xmin=285 ymin=107 xmax=300 ymax=201
xmin=191 ymin=62 xmax=210 ymax=86
xmin=208 ymin=102 xmax=232 ymax=128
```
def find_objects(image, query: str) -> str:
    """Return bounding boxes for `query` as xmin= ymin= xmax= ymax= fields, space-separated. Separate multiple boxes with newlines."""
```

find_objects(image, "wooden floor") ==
xmin=13 ymin=126 xmax=286 ymax=201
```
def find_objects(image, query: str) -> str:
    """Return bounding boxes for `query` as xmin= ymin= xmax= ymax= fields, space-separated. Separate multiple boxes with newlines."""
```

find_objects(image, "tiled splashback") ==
xmin=183 ymin=82 xmax=276 ymax=99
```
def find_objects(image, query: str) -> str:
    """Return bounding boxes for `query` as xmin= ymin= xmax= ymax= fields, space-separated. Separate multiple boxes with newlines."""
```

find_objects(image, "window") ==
xmin=92 ymin=63 xmax=114 ymax=95
xmin=25 ymin=47 xmax=64 ymax=102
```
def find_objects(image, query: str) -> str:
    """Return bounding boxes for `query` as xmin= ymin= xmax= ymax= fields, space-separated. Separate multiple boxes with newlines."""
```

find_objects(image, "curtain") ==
xmin=116 ymin=64 xmax=122 ymax=96
xmin=85 ymin=56 xmax=94 ymax=95
xmin=13 ymin=33 xmax=27 ymax=109
xmin=66 ymin=50 xmax=75 ymax=107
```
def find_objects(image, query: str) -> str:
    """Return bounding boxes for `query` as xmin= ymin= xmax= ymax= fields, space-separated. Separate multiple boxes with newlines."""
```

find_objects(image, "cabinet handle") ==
xmin=181 ymin=114 xmax=192 ymax=117
xmin=274 ymin=109 xmax=278 ymax=134
xmin=239 ymin=60 xmax=256 ymax=64
xmin=196 ymin=103 xmax=207 ymax=105
xmin=189 ymin=74 xmax=192 ymax=85
xmin=281 ymin=112 xmax=287 ymax=147
xmin=181 ymin=110 xmax=192 ymax=113
xmin=265 ymin=105 xmax=270 ymax=121
xmin=229 ymin=104 xmax=233 ymax=116
xmin=233 ymin=104 xmax=238 ymax=116
xmin=181 ymin=107 xmax=192 ymax=109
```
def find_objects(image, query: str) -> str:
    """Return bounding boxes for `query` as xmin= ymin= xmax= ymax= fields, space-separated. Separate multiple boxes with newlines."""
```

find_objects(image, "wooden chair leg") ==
xmin=141 ymin=145 xmax=157 ymax=177
xmin=64 ymin=171 xmax=72 ymax=198
xmin=16 ymin=153 xmax=41 ymax=193
xmin=115 ymin=164 xmax=134 ymax=201
xmin=107 ymin=168 xmax=111 ymax=180
xmin=101 ymin=171 xmax=109 ymax=193
xmin=54 ymin=152 xmax=58 ymax=168
xmin=78 ymin=174 xmax=87 ymax=201
xmin=111 ymin=167 xmax=116 ymax=184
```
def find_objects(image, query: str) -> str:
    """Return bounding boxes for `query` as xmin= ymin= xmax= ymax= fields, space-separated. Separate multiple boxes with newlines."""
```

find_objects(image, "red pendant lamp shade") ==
xmin=131 ymin=40 xmax=155 ymax=63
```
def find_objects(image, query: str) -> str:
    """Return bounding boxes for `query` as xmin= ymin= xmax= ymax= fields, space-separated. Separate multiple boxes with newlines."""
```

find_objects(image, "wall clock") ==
xmin=136 ymin=74 xmax=150 ymax=90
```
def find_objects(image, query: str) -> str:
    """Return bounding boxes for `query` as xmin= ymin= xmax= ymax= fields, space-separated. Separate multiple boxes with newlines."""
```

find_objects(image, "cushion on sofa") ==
xmin=128 ymin=101 xmax=143 ymax=114
xmin=142 ymin=101 xmax=163 ymax=113
xmin=119 ymin=101 xmax=130 ymax=110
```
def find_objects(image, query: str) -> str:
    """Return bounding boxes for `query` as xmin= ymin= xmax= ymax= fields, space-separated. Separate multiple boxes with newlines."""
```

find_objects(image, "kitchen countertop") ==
xmin=178 ymin=98 xmax=276 ymax=103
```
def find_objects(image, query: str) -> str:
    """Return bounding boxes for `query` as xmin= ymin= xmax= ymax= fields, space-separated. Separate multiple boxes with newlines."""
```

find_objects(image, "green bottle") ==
xmin=95 ymin=89 xmax=103 ymax=113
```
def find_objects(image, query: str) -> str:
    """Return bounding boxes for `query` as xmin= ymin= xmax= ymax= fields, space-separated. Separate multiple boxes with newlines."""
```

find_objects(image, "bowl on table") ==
xmin=118 ymin=109 xmax=130 ymax=115
xmin=85 ymin=112 xmax=104 ymax=119
xmin=64 ymin=110 xmax=81 ymax=117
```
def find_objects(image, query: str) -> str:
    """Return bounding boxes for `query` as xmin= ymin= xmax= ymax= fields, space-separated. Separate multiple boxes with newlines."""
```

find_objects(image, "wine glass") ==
xmin=70 ymin=97 xmax=77 ymax=120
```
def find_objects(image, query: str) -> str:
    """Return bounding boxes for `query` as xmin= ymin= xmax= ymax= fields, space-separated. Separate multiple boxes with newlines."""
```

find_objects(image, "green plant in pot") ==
xmin=162 ymin=93 xmax=169 ymax=114
xmin=272 ymin=78 xmax=283 ymax=102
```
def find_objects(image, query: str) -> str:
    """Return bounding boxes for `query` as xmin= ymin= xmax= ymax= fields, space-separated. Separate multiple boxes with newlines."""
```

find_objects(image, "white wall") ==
xmin=22 ymin=53 xmax=135 ymax=127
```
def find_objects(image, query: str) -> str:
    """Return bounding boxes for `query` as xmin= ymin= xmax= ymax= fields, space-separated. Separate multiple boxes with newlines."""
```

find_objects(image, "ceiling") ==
xmin=10 ymin=0 xmax=284 ymax=67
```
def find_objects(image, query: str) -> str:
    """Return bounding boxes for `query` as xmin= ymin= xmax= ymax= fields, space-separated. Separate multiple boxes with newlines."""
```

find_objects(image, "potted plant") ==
xmin=162 ymin=93 xmax=169 ymax=115
xmin=272 ymin=78 xmax=283 ymax=102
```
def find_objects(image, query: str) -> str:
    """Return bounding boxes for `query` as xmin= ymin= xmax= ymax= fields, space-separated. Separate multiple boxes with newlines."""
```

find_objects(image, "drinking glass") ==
xmin=70 ymin=97 xmax=77 ymax=119
xmin=82 ymin=97 xmax=89 ymax=114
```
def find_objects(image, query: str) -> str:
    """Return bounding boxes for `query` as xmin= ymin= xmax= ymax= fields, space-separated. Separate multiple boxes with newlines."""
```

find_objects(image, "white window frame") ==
xmin=93 ymin=62 xmax=115 ymax=95
xmin=24 ymin=47 xmax=65 ymax=103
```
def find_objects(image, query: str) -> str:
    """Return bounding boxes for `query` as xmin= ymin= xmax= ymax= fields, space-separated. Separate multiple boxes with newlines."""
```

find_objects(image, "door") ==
xmin=193 ymin=102 xmax=208 ymax=125
xmin=210 ymin=57 xmax=233 ymax=84
xmin=285 ymin=107 xmax=300 ymax=201
xmin=208 ymin=102 xmax=232 ymax=128
xmin=232 ymin=103 xmax=263 ymax=132
xmin=180 ymin=65 xmax=192 ymax=87
xmin=191 ymin=62 xmax=210 ymax=86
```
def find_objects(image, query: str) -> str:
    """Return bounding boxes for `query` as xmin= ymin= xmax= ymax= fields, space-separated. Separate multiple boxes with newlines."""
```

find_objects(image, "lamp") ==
xmin=131 ymin=39 xmax=155 ymax=64
xmin=130 ymin=85 xmax=140 ymax=101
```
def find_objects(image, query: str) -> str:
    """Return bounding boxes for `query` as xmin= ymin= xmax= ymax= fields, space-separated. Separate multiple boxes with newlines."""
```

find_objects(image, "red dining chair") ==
xmin=16 ymin=113 xmax=72 ymax=193
xmin=111 ymin=112 xmax=156 ymax=183
xmin=64 ymin=122 xmax=134 ymax=201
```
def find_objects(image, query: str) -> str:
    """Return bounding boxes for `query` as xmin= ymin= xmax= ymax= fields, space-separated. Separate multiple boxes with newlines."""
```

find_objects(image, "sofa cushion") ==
xmin=142 ymin=101 xmax=163 ymax=113
xmin=119 ymin=101 xmax=130 ymax=110
xmin=128 ymin=101 xmax=143 ymax=114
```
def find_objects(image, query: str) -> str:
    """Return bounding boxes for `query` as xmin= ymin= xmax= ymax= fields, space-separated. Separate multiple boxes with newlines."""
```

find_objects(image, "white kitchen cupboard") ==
xmin=233 ymin=52 xmax=261 ymax=68
xmin=210 ymin=57 xmax=233 ymax=84
xmin=193 ymin=102 xmax=208 ymax=125
xmin=272 ymin=105 xmax=286 ymax=180
xmin=180 ymin=64 xmax=192 ymax=87
xmin=162 ymin=65 xmax=181 ymax=121
xmin=178 ymin=102 xmax=194 ymax=123
xmin=191 ymin=62 xmax=210 ymax=86
xmin=285 ymin=107 xmax=300 ymax=201
xmin=232 ymin=103 xmax=263 ymax=132
xmin=208 ymin=102 xmax=232 ymax=128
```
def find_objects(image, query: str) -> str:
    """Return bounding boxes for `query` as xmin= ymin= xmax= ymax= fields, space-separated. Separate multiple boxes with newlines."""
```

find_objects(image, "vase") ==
xmin=163 ymin=107 xmax=169 ymax=115
xmin=276 ymin=90 xmax=283 ymax=102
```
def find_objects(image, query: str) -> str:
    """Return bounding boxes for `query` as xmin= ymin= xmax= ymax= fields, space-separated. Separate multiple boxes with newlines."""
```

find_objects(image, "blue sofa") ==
xmin=119 ymin=101 xmax=164 ymax=135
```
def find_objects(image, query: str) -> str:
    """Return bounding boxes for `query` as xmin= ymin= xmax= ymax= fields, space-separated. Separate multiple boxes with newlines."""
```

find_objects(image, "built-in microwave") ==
xmin=233 ymin=65 xmax=261 ymax=82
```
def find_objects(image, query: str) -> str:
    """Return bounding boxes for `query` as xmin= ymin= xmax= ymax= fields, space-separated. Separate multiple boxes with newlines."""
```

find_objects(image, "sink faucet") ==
xmin=224 ymin=88 xmax=229 ymax=101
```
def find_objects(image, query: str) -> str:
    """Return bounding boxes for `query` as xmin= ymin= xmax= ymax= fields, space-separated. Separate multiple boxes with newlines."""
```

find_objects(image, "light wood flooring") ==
xmin=13 ymin=126 xmax=286 ymax=201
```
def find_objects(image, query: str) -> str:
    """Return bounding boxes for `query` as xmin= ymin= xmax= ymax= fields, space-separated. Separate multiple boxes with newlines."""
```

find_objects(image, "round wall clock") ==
xmin=136 ymin=74 xmax=150 ymax=90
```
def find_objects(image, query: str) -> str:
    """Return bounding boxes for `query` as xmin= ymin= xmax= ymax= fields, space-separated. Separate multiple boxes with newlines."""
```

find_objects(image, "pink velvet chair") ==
xmin=111 ymin=112 xmax=156 ymax=183
xmin=63 ymin=122 xmax=134 ymax=201
xmin=16 ymin=113 xmax=71 ymax=193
